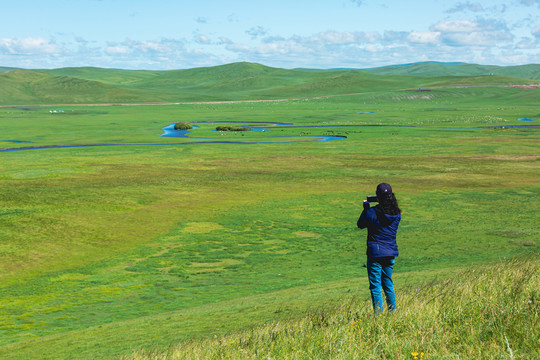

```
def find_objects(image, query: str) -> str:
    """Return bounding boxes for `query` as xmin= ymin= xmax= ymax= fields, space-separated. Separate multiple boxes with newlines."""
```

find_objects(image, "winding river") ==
xmin=1 ymin=121 xmax=538 ymax=153
xmin=0 ymin=121 xmax=346 ymax=153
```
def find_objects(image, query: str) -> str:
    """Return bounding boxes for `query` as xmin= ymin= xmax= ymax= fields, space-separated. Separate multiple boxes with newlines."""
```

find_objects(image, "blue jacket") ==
xmin=357 ymin=205 xmax=400 ymax=258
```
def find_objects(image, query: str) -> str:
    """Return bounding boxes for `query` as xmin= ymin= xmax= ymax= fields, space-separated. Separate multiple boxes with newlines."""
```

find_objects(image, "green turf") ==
xmin=0 ymin=70 xmax=538 ymax=359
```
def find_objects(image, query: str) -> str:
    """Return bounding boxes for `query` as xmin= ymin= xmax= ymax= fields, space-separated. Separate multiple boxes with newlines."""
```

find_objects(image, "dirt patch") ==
xmin=467 ymin=154 xmax=540 ymax=161
xmin=512 ymin=84 xmax=540 ymax=89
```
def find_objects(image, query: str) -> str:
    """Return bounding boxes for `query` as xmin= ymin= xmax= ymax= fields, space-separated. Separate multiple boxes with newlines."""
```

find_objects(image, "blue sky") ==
xmin=1 ymin=0 xmax=539 ymax=69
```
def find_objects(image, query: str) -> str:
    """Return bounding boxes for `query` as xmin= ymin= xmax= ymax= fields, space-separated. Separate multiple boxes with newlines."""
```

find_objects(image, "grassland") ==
xmin=0 ymin=64 xmax=538 ymax=359
xmin=1 ymin=62 xmax=539 ymax=105
xmin=122 ymin=255 xmax=539 ymax=359
xmin=363 ymin=62 xmax=540 ymax=80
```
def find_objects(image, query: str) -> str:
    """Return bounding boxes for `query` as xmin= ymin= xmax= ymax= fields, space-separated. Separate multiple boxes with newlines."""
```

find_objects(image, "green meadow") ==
xmin=123 ymin=255 xmax=538 ymax=360
xmin=0 ymin=64 xmax=538 ymax=359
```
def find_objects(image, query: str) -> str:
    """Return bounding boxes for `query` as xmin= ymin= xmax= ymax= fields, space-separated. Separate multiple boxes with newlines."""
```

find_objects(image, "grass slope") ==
xmin=122 ymin=256 xmax=539 ymax=360
xmin=0 ymin=66 xmax=18 ymax=74
xmin=0 ymin=62 xmax=535 ymax=105
xmin=0 ymin=69 xmax=152 ymax=105
xmin=39 ymin=67 xmax=163 ymax=86
xmin=364 ymin=62 xmax=540 ymax=80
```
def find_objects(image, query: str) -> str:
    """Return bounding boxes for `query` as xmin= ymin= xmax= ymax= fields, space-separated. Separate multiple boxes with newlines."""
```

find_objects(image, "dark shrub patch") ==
xmin=216 ymin=125 xmax=250 ymax=132
xmin=174 ymin=122 xmax=193 ymax=130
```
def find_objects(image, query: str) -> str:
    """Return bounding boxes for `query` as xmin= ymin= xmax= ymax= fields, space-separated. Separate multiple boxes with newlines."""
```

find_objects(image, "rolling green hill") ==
xmin=0 ymin=62 xmax=538 ymax=105
xmin=136 ymin=63 xmax=427 ymax=100
xmin=39 ymin=66 xmax=163 ymax=86
xmin=363 ymin=62 xmax=540 ymax=80
xmin=0 ymin=69 xmax=153 ymax=105
xmin=0 ymin=66 xmax=18 ymax=74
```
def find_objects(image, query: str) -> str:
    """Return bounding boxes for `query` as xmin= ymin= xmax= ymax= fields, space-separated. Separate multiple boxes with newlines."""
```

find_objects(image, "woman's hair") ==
xmin=378 ymin=193 xmax=401 ymax=215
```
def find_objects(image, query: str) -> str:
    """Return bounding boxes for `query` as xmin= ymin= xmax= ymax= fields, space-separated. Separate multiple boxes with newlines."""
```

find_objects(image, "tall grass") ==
xmin=123 ymin=255 xmax=539 ymax=359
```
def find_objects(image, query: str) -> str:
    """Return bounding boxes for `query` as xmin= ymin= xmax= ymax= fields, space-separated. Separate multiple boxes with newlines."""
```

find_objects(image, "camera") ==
xmin=366 ymin=195 xmax=378 ymax=203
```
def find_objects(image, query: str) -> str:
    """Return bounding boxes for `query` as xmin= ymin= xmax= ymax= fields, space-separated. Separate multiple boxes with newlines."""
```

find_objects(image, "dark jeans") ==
xmin=367 ymin=256 xmax=396 ymax=313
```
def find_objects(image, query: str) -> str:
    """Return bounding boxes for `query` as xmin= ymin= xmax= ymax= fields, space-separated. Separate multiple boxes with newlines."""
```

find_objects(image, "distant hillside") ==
xmin=0 ymin=62 xmax=537 ymax=105
xmin=0 ymin=69 xmax=151 ymax=105
xmin=364 ymin=62 xmax=540 ymax=80
xmin=38 ymin=67 xmax=162 ymax=86
xmin=0 ymin=66 xmax=18 ymax=74
xmin=131 ymin=62 xmax=307 ymax=100
xmin=132 ymin=62 xmax=427 ymax=100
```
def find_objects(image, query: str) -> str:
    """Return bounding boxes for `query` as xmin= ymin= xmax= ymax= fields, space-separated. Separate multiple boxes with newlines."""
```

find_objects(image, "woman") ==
xmin=357 ymin=183 xmax=401 ymax=313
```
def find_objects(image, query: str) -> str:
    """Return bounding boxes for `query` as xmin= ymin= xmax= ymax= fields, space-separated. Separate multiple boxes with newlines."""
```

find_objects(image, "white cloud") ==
xmin=105 ymin=46 xmax=130 ymax=55
xmin=0 ymin=37 xmax=62 ymax=55
xmin=446 ymin=2 xmax=484 ymax=13
xmin=431 ymin=19 xmax=482 ymax=33
xmin=246 ymin=26 xmax=268 ymax=39
xmin=218 ymin=37 xmax=233 ymax=45
xmin=105 ymin=39 xmax=182 ymax=57
xmin=227 ymin=13 xmax=239 ymax=23
xmin=520 ymin=0 xmax=539 ymax=6
xmin=515 ymin=37 xmax=537 ymax=49
xmin=442 ymin=32 xmax=491 ymax=46
xmin=0 ymin=9 xmax=534 ymax=70
xmin=194 ymin=34 xmax=212 ymax=44
xmin=310 ymin=31 xmax=356 ymax=45
xmin=139 ymin=41 xmax=166 ymax=52
xmin=96 ymin=38 xmax=232 ymax=69
xmin=216 ymin=18 xmax=530 ymax=69
xmin=532 ymin=27 xmax=540 ymax=39
xmin=430 ymin=18 xmax=513 ymax=46
xmin=381 ymin=31 xmax=409 ymax=44
xmin=364 ymin=44 xmax=383 ymax=53
xmin=75 ymin=37 xmax=89 ymax=45
xmin=407 ymin=31 xmax=441 ymax=44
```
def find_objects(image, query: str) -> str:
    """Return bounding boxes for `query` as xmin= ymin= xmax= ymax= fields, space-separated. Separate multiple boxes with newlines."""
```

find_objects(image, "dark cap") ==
xmin=376 ymin=183 xmax=392 ymax=195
